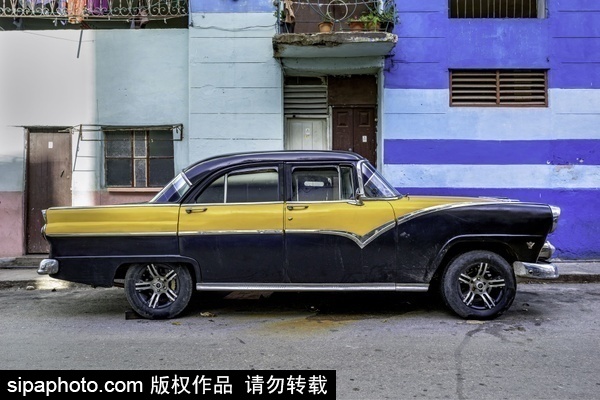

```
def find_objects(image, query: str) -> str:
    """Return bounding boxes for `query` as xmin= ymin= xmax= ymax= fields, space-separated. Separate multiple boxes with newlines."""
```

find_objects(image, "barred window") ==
xmin=450 ymin=69 xmax=548 ymax=107
xmin=105 ymin=127 xmax=175 ymax=188
xmin=449 ymin=0 xmax=545 ymax=18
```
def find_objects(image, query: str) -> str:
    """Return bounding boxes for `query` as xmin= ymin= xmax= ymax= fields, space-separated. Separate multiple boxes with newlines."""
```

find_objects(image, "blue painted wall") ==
xmin=383 ymin=0 xmax=600 ymax=259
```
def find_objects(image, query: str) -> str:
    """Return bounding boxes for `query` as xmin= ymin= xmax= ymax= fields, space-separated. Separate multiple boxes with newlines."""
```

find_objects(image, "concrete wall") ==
xmin=0 ymin=29 xmax=188 ymax=256
xmin=382 ymin=0 xmax=600 ymax=259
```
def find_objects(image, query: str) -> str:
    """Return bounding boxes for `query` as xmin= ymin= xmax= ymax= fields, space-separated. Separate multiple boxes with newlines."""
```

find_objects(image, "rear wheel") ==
xmin=441 ymin=251 xmax=516 ymax=319
xmin=125 ymin=263 xmax=193 ymax=319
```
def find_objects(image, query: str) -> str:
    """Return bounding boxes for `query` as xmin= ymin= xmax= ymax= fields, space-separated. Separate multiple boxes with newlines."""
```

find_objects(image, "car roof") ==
xmin=183 ymin=150 xmax=365 ymax=183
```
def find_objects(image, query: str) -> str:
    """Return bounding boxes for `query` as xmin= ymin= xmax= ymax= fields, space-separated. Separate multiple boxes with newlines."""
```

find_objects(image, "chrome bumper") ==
xmin=38 ymin=259 xmax=59 ymax=275
xmin=513 ymin=261 xmax=559 ymax=279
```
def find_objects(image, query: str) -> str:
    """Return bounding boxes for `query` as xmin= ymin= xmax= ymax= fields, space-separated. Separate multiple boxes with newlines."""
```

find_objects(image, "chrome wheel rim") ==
xmin=133 ymin=264 xmax=180 ymax=309
xmin=458 ymin=262 xmax=506 ymax=310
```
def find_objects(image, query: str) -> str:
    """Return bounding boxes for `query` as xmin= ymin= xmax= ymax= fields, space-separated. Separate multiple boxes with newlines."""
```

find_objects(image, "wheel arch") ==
xmin=428 ymin=237 xmax=518 ymax=287
xmin=113 ymin=256 xmax=201 ymax=287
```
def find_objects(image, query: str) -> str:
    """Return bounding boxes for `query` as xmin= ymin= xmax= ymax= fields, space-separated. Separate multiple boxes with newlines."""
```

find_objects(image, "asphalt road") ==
xmin=1 ymin=283 xmax=599 ymax=399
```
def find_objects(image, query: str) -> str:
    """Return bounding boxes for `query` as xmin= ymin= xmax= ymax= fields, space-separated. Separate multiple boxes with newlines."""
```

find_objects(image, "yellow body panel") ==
xmin=45 ymin=204 xmax=181 ymax=236
xmin=178 ymin=203 xmax=284 ymax=234
xmin=284 ymin=200 xmax=395 ymax=237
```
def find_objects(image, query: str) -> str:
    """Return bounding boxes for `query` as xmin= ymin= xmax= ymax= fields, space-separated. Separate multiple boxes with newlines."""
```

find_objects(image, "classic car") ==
xmin=38 ymin=150 xmax=560 ymax=320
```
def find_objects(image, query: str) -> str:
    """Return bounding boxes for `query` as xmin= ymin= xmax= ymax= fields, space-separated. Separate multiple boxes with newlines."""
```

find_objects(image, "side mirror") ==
xmin=348 ymin=188 xmax=364 ymax=206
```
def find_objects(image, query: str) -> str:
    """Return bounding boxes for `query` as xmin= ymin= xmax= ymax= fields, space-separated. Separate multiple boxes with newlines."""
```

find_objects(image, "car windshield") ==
xmin=150 ymin=172 xmax=192 ymax=203
xmin=360 ymin=161 xmax=401 ymax=199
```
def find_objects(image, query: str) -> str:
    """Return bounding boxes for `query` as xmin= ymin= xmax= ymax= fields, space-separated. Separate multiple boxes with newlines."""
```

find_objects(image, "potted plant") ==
xmin=318 ymin=14 xmax=334 ymax=33
xmin=358 ymin=4 xmax=398 ymax=32
xmin=379 ymin=7 xmax=398 ymax=32
xmin=359 ymin=11 xmax=381 ymax=31
xmin=348 ymin=16 xmax=365 ymax=32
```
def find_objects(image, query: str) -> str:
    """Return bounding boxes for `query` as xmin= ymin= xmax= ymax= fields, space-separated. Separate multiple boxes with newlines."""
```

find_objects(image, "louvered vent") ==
xmin=284 ymin=84 xmax=328 ymax=115
xmin=450 ymin=0 xmax=542 ymax=19
xmin=450 ymin=69 xmax=547 ymax=106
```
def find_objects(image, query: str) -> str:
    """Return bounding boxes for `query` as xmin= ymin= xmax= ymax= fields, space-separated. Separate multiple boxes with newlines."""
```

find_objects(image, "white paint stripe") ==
xmin=383 ymin=88 xmax=600 ymax=140
xmin=382 ymin=164 xmax=600 ymax=189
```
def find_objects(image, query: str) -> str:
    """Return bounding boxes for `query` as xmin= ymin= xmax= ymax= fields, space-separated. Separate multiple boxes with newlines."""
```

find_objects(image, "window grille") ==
xmin=449 ymin=0 xmax=545 ymax=18
xmin=104 ymin=127 xmax=175 ymax=188
xmin=450 ymin=69 xmax=548 ymax=107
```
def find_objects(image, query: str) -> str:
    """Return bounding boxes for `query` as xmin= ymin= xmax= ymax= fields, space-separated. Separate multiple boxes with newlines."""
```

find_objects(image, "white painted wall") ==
xmin=0 ymin=31 xmax=97 ymax=192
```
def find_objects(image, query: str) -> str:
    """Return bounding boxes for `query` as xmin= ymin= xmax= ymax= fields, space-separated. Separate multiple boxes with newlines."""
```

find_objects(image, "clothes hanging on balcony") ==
xmin=283 ymin=0 xmax=295 ymax=24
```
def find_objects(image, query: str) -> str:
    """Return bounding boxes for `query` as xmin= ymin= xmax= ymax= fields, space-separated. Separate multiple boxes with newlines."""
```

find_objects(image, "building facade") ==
xmin=0 ymin=0 xmax=598 ymax=259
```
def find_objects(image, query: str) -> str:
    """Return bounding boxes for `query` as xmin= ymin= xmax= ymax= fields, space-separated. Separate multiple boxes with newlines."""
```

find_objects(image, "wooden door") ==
xmin=26 ymin=130 xmax=72 ymax=253
xmin=332 ymin=107 xmax=377 ymax=166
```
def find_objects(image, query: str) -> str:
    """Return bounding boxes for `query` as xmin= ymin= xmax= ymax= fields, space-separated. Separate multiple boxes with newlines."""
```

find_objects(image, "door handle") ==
xmin=286 ymin=205 xmax=309 ymax=211
xmin=185 ymin=207 xmax=208 ymax=214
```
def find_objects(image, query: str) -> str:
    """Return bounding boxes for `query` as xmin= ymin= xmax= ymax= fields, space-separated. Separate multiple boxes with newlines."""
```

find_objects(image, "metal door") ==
xmin=285 ymin=118 xmax=329 ymax=150
xmin=26 ymin=129 xmax=72 ymax=254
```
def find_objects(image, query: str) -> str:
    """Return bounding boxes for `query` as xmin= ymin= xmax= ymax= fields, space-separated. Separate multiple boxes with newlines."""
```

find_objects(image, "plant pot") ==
xmin=318 ymin=21 xmax=333 ymax=33
xmin=348 ymin=21 xmax=364 ymax=31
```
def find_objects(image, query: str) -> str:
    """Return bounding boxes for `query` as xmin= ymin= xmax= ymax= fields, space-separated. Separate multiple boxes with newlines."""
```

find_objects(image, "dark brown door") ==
xmin=26 ymin=130 xmax=72 ymax=254
xmin=332 ymin=107 xmax=377 ymax=166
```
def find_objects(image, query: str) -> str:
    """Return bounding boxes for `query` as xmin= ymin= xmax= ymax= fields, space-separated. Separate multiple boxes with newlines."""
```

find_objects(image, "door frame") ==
xmin=24 ymin=127 xmax=73 ymax=254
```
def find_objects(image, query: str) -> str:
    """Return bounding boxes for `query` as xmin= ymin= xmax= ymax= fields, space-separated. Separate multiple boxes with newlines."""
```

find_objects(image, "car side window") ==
xmin=195 ymin=168 xmax=279 ymax=203
xmin=291 ymin=166 xmax=354 ymax=202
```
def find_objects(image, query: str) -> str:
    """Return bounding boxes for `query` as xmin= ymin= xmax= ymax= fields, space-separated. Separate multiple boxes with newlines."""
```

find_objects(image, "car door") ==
xmin=283 ymin=163 xmax=398 ymax=284
xmin=178 ymin=165 xmax=285 ymax=283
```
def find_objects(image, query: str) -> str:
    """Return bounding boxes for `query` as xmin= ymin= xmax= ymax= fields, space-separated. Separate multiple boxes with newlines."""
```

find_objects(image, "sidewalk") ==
xmin=1 ymin=256 xmax=599 ymax=290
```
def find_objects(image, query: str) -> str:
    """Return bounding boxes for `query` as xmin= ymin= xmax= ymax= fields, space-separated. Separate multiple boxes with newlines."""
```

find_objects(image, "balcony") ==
xmin=0 ymin=0 xmax=187 ymax=28
xmin=272 ymin=0 xmax=397 ymax=75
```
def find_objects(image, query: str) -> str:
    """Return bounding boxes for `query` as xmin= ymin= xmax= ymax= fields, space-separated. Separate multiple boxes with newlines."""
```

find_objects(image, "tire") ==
xmin=441 ymin=251 xmax=516 ymax=319
xmin=125 ymin=263 xmax=193 ymax=319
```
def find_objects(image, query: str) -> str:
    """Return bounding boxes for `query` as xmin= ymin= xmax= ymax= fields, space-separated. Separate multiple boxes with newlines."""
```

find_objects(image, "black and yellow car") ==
xmin=38 ymin=150 xmax=560 ymax=320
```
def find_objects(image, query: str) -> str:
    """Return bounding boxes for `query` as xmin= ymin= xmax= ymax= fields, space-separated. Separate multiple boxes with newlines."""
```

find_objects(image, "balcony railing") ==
xmin=274 ymin=0 xmax=398 ymax=34
xmin=0 ymin=0 xmax=187 ymax=22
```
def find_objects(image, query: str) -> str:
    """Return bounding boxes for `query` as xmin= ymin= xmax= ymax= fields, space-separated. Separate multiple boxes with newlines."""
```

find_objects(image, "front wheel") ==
xmin=125 ymin=263 xmax=193 ymax=319
xmin=441 ymin=251 xmax=516 ymax=319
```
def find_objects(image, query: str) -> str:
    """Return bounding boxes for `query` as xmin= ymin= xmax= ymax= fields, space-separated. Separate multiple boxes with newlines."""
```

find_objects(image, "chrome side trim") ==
xmin=38 ymin=259 xmax=59 ymax=275
xmin=286 ymin=221 xmax=396 ymax=249
xmin=179 ymin=230 xmax=283 ymax=236
xmin=196 ymin=282 xmax=429 ymax=292
xmin=513 ymin=261 xmax=559 ymax=279
xmin=46 ymin=232 xmax=178 ymax=238
xmin=179 ymin=223 xmax=396 ymax=249
xmin=396 ymin=201 xmax=514 ymax=226
xmin=46 ymin=203 xmax=178 ymax=210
